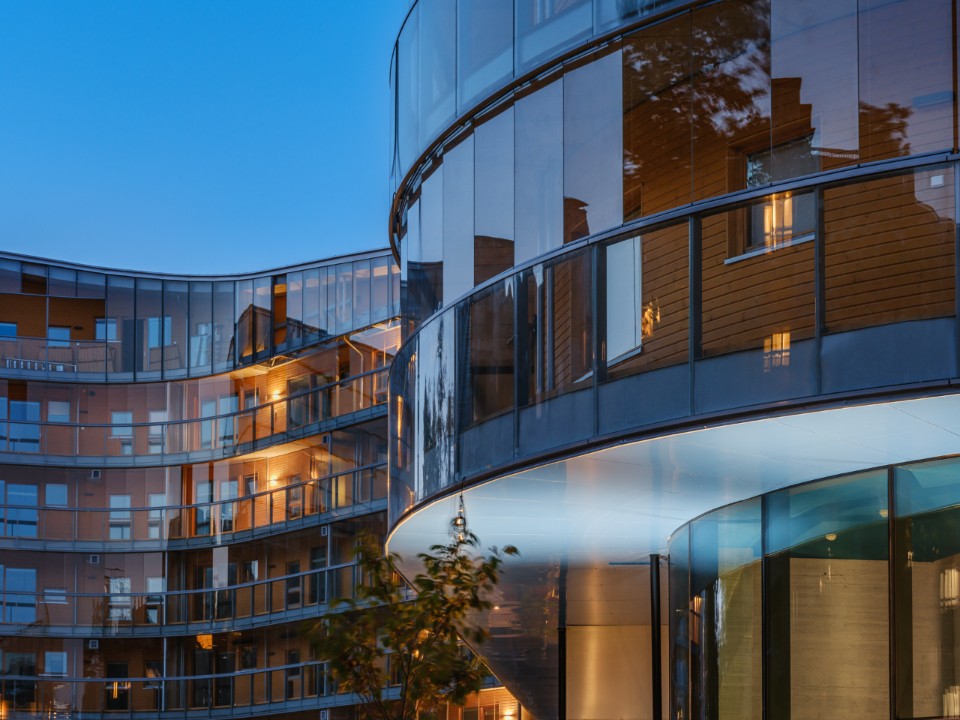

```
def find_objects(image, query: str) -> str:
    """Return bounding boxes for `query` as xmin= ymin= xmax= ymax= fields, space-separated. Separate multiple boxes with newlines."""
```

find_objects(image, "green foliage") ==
xmin=305 ymin=524 xmax=518 ymax=720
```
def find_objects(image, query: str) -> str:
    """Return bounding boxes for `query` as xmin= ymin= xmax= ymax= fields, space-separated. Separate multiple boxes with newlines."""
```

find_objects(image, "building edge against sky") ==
xmin=386 ymin=0 xmax=960 ymax=719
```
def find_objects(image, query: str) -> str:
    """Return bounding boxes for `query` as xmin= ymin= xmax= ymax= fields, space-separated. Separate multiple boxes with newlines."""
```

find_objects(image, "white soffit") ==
xmin=388 ymin=393 xmax=960 ymax=573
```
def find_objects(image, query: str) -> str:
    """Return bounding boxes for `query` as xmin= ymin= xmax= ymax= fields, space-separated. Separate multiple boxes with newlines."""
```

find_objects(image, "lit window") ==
xmin=745 ymin=136 xmax=818 ymax=252
xmin=763 ymin=331 xmax=792 ymax=372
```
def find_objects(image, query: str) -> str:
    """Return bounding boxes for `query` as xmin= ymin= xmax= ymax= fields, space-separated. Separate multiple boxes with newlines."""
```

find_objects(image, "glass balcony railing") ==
xmin=0 ymin=464 xmax=387 ymax=546
xmin=0 ymin=367 xmax=389 ymax=462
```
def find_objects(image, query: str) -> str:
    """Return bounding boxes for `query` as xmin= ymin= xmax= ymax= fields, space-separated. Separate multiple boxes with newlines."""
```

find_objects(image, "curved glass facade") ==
xmin=392 ymin=0 xmax=958 ymax=326
xmin=668 ymin=456 xmax=960 ymax=720
xmin=386 ymin=0 xmax=960 ymax=717
xmin=0 ymin=252 xmax=402 ymax=720
xmin=391 ymin=160 xmax=959 ymax=521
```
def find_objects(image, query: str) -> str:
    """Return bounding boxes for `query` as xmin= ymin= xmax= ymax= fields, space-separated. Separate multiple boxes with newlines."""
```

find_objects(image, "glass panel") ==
xmin=858 ymin=0 xmax=953 ymax=162
xmin=353 ymin=260 xmax=371 ymax=329
xmin=212 ymin=281 xmax=234 ymax=370
xmin=606 ymin=236 xmax=642 ymax=362
xmin=287 ymin=270 xmax=304 ymax=347
xmin=700 ymin=201 xmax=815 ymax=358
xmin=303 ymin=267 xmax=322 ymax=341
xmin=48 ymin=267 xmax=76 ymax=297
xmin=443 ymin=135 xmax=474 ymax=304
xmin=895 ymin=458 xmax=960 ymax=719
xmin=771 ymin=0 xmax=858 ymax=172
xmin=522 ymin=249 xmax=593 ymax=404
xmin=419 ymin=0 xmax=456 ymax=148
xmin=669 ymin=525 xmax=691 ymax=720
xmin=106 ymin=276 xmax=135 ymax=375
xmin=463 ymin=279 xmax=514 ymax=424
xmin=236 ymin=280 xmax=254 ymax=360
xmin=474 ymin=106 xmax=514 ymax=285
xmin=824 ymin=167 xmax=956 ymax=334
xmin=416 ymin=314 xmax=456 ymax=501
xmin=515 ymin=78 xmax=563 ymax=264
xmin=516 ymin=0 xmax=592 ymax=71
xmin=371 ymin=257 xmax=391 ymax=321
xmin=765 ymin=471 xmax=889 ymax=720
xmin=692 ymin=0 xmax=771 ymax=202
xmin=690 ymin=498 xmax=762 ymax=720
xmin=606 ymin=223 xmax=689 ymax=379
xmin=253 ymin=276 xmax=271 ymax=356
xmin=564 ymin=47 xmax=623 ymax=243
xmin=410 ymin=169 xmax=443 ymax=321
xmin=458 ymin=0 xmax=513 ymax=111
xmin=623 ymin=13 xmax=693 ymax=221
xmin=189 ymin=282 xmax=213 ymax=374
xmin=397 ymin=5 xmax=420 ymax=172
xmin=136 ymin=278 xmax=163 ymax=378
xmin=164 ymin=280 xmax=188 ymax=376
xmin=335 ymin=264 xmax=353 ymax=334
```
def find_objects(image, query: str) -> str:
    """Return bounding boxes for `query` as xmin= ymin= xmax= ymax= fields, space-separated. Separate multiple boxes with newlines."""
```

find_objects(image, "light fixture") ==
xmin=825 ymin=533 xmax=837 ymax=542
xmin=451 ymin=494 xmax=467 ymax=542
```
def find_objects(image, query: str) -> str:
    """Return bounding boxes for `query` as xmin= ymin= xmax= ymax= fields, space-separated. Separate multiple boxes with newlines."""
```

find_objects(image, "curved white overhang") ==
xmin=388 ymin=391 xmax=960 ymax=570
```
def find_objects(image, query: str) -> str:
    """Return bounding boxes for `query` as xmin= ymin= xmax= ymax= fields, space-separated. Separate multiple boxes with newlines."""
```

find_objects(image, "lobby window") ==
xmin=744 ymin=136 xmax=818 ymax=253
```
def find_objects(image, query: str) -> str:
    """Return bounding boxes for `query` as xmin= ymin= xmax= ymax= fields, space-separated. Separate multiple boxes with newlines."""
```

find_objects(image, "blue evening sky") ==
xmin=0 ymin=1 xmax=409 ymax=274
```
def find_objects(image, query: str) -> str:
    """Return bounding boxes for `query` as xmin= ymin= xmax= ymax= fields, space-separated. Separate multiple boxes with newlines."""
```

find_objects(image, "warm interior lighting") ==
xmin=763 ymin=331 xmax=791 ymax=371
xmin=761 ymin=193 xmax=795 ymax=247
xmin=197 ymin=633 xmax=214 ymax=650
xmin=825 ymin=533 xmax=837 ymax=542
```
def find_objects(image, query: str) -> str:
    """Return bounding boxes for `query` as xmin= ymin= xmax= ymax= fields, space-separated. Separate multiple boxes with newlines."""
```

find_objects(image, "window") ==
xmin=146 ymin=316 xmax=172 ymax=349
xmin=4 ymin=567 xmax=37 ymax=622
xmin=109 ymin=495 xmax=131 ymax=539
xmin=145 ymin=577 xmax=164 ymax=624
xmin=0 ymin=321 xmax=16 ymax=338
xmin=46 ymin=483 xmax=68 ymax=506
xmin=95 ymin=318 xmax=117 ymax=341
xmin=43 ymin=587 xmax=67 ymax=604
xmin=744 ymin=136 xmax=818 ymax=252
xmin=9 ymin=401 xmax=40 ymax=452
xmin=286 ymin=561 xmax=302 ymax=608
xmin=43 ymin=651 xmax=67 ymax=676
xmin=110 ymin=411 xmax=133 ymax=438
xmin=605 ymin=236 xmax=643 ymax=363
xmin=147 ymin=410 xmax=166 ymax=454
xmin=147 ymin=493 xmax=166 ymax=539
xmin=47 ymin=326 xmax=70 ymax=348
xmin=47 ymin=401 xmax=70 ymax=423
xmin=108 ymin=577 xmax=132 ymax=621
xmin=6 ymin=484 xmax=38 ymax=537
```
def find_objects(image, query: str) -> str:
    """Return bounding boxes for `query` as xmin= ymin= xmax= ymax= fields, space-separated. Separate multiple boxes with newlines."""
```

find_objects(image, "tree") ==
xmin=306 ymin=523 xmax=518 ymax=720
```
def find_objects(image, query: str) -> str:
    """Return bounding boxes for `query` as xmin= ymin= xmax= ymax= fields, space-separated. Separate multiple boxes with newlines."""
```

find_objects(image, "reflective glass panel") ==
xmin=564 ymin=47 xmax=623 ymax=244
xmin=824 ymin=167 xmax=956 ymax=334
xmin=212 ymin=281 xmax=234 ymax=370
xmin=397 ymin=6 xmax=420 ymax=172
xmin=516 ymin=0 xmax=592 ymax=71
xmin=419 ymin=0 xmax=455 ymax=148
xmin=692 ymin=0 xmax=771 ymax=202
xmin=458 ymin=0 xmax=513 ymax=111
xmin=443 ymin=135 xmax=474 ymax=304
xmin=474 ymin=106 xmax=514 ymax=285
xmin=163 ymin=280 xmax=188 ymax=377
xmin=623 ymin=13 xmax=693 ymax=220
xmin=189 ymin=282 xmax=213 ymax=374
xmin=858 ymin=0 xmax=954 ymax=162
xmin=463 ymin=279 xmax=514 ymax=424
xmin=515 ymin=78 xmax=563 ymax=264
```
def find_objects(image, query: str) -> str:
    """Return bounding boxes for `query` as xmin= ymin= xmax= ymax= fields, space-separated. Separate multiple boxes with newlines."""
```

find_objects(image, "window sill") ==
xmin=724 ymin=233 xmax=815 ymax=265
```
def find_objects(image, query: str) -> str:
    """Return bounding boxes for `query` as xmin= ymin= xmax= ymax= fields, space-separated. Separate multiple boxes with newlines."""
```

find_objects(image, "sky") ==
xmin=0 ymin=1 xmax=410 ymax=274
